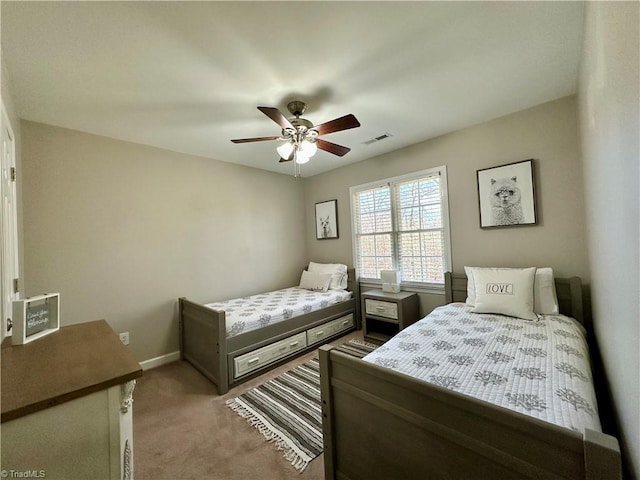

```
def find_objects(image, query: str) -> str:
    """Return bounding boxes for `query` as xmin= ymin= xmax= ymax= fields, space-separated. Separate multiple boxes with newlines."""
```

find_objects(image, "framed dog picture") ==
xmin=315 ymin=199 xmax=339 ymax=239
xmin=477 ymin=159 xmax=537 ymax=228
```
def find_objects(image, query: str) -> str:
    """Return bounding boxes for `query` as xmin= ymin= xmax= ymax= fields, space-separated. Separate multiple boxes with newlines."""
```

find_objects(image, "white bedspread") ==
xmin=206 ymin=287 xmax=352 ymax=338
xmin=362 ymin=303 xmax=601 ymax=433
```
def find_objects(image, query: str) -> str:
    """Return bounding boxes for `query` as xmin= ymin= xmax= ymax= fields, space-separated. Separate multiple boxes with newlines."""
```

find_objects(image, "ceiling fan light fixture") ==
xmin=295 ymin=149 xmax=310 ymax=164
xmin=276 ymin=141 xmax=294 ymax=159
xmin=300 ymin=139 xmax=317 ymax=157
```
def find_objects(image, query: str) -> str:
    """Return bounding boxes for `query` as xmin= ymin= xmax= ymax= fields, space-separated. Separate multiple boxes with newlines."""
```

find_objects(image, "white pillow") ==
xmin=533 ymin=267 xmax=559 ymax=315
xmin=470 ymin=267 xmax=538 ymax=321
xmin=299 ymin=270 xmax=332 ymax=292
xmin=465 ymin=266 xmax=559 ymax=315
xmin=308 ymin=262 xmax=348 ymax=290
xmin=464 ymin=266 xmax=476 ymax=305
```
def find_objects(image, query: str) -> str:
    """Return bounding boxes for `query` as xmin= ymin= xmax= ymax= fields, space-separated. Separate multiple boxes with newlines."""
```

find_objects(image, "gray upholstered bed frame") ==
xmin=179 ymin=268 xmax=359 ymax=394
xmin=319 ymin=272 xmax=621 ymax=480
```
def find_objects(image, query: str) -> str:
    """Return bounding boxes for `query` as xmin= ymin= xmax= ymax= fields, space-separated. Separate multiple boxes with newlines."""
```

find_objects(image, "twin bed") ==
xmin=319 ymin=271 xmax=622 ymax=479
xmin=179 ymin=265 xmax=359 ymax=394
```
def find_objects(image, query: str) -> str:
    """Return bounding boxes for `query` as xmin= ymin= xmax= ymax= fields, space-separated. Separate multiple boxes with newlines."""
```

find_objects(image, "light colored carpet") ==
xmin=133 ymin=330 xmax=363 ymax=480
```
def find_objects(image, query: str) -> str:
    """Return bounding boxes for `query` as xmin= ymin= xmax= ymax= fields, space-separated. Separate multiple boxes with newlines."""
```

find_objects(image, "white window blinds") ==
xmin=351 ymin=167 xmax=450 ymax=286
xmin=353 ymin=185 xmax=393 ymax=279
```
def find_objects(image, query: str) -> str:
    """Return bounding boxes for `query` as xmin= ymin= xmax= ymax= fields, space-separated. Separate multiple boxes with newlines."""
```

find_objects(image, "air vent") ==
xmin=363 ymin=133 xmax=393 ymax=145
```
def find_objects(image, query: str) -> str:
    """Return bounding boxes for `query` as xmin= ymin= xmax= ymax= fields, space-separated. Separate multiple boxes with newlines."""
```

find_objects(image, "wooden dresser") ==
xmin=1 ymin=320 xmax=143 ymax=480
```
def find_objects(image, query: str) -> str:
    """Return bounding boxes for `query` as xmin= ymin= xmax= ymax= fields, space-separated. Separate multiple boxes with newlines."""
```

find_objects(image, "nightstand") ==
xmin=361 ymin=290 xmax=420 ymax=344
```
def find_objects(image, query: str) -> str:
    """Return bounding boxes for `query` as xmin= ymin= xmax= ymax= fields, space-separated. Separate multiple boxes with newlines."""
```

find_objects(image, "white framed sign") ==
xmin=12 ymin=293 xmax=60 ymax=345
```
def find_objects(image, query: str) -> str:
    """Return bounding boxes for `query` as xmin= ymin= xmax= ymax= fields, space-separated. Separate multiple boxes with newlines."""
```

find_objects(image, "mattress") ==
xmin=362 ymin=302 xmax=601 ymax=433
xmin=205 ymin=287 xmax=352 ymax=338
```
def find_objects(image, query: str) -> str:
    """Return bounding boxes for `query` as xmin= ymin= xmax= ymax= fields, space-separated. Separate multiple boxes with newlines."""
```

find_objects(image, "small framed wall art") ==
xmin=477 ymin=159 xmax=537 ymax=228
xmin=12 ymin=293 xmax=60 ymax=345
xmin=315 ymin=199 xmax=339 ymax=239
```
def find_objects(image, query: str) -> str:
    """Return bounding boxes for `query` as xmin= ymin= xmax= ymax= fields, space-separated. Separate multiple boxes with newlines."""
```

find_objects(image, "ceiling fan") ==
xmin=231 ymin=100 xmax=361 ymax=166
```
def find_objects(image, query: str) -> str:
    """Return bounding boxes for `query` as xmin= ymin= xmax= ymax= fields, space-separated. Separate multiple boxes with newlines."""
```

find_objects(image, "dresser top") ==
xmin=1 ymin=319 xmax=142 ymax=422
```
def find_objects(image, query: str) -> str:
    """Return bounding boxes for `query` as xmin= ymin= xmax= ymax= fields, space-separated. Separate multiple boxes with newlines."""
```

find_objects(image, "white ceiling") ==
xmin=1 ymin=1 xmax=585 ymax=177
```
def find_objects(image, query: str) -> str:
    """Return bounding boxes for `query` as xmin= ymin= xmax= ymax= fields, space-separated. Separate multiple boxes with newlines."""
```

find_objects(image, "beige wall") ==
xmin=20 ymin=121 xmax=307 ymax=362
xmin=305 ymin=96 xmax=588 ymax=314
xmin=578 ymin=2 xmax=639 ymax=477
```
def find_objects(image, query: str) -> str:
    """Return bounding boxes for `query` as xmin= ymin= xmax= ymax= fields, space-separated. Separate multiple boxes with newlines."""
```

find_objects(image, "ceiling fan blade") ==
xmin=316 ymin=139 xmax=351 ymax=157
xmin=257 ymin=106 xmax=294 ymax=130
xmin=230 ymin=136 xmax=280 ymax=144
xmin=313 ymin=114 xmax=360 ymax=136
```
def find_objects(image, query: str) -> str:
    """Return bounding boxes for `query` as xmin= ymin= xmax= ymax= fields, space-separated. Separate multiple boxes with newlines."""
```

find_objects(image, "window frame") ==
xmin=349 ymin=166 xmax=452 ymax=294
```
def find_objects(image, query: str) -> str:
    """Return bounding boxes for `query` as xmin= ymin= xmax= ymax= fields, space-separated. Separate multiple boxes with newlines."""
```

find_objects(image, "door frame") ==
xmin=1 ymin=100 xmax=20 ymax=341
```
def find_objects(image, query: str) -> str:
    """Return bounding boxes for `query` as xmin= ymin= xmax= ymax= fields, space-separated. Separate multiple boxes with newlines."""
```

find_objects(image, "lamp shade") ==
xmin=300 ymin=140 xmax=318 ymax=157
xmin=295 ymin=149 xmax=310 ymax=164
xmin=276 ymin=142 xmax=294 ymax=159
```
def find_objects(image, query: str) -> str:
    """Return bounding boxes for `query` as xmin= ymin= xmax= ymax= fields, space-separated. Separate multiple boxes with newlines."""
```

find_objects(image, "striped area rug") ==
xmin=225 ymin=339 xmax=377 ymax=471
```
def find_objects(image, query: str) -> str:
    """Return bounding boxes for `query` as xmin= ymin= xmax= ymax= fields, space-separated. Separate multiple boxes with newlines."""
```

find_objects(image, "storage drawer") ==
xmin=307 ymin=314 xmax=354 ymax=346
xmin=234 ymin=332 xmax=307 ymax=378
xmin=365 ymin=299 xmax=398 ymax=320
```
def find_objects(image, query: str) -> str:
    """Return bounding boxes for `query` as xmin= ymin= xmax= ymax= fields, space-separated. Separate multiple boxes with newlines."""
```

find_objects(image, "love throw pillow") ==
xmin=465 ymin=266 xmax=558 ymax=316
xmin=471 ymin=267 xmax=538 ymax=321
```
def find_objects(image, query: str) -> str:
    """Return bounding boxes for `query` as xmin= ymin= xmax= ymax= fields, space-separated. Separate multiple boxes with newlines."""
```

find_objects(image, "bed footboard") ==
xmin=319 ymin=345 xmax=621 ymax=480
xmin=178 ymin=298 xmax=228 ymax=394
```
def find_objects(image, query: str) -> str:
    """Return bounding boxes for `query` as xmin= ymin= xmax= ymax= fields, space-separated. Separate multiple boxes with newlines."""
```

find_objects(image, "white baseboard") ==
xmin=140 ymin=350 xmax=181 ymax=371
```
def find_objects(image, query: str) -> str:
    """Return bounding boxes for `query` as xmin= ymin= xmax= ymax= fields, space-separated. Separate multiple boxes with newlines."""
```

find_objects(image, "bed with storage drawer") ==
xmin=179 ymin=264 xmax=359 ymax=394
xmin=319 ymin=269 xmax=622 ymax=480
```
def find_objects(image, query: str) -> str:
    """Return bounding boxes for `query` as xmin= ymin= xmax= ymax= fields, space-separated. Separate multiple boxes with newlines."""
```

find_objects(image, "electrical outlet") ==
xmin=119 ymin=332 xmax=129 ymax=345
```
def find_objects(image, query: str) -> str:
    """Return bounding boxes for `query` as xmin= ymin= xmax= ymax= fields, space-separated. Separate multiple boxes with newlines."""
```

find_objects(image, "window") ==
xmin=350 ymin=166 xmax=451 ymax=289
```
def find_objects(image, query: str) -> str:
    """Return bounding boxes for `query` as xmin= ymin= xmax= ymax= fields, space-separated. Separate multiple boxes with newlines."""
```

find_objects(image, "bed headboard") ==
xmin=346 ymin=268 xmax=356 ymax=291
xmin=444 ymin=272 xmax=584 ymax=325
